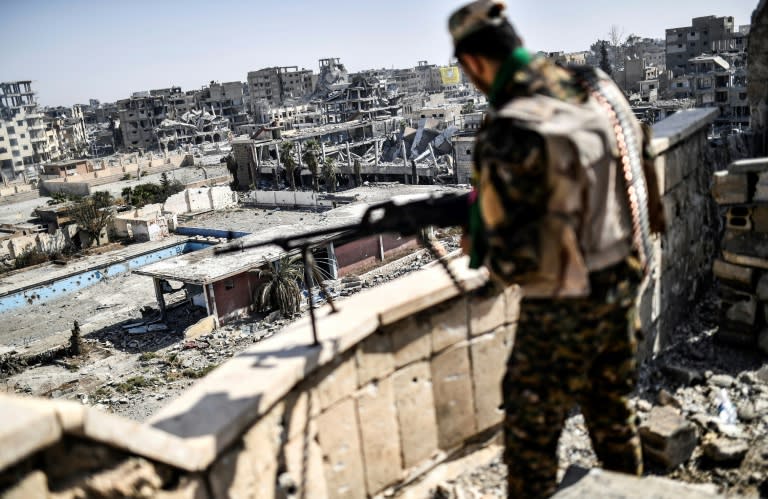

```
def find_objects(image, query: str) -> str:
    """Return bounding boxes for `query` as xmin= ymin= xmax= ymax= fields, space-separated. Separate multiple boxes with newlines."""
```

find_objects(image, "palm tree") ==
xmin=280 ymin=142 xmax=298 ymax=191
xmin=302 ymin=140 xmax=321 ymax=192
xmin=323 ymin=157 xmax=338 ymax=193
xmin=252 ymin=255 xmax=304 ymax=317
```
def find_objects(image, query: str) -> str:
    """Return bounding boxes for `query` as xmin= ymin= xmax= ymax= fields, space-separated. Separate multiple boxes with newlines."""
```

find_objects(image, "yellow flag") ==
xmin=440 ymin=66 xmax=461 ymax=85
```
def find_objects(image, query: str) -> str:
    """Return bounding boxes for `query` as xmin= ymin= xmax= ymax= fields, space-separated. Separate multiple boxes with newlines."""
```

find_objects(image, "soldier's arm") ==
xmin=474 ymin=122 xmax=549 ymax=284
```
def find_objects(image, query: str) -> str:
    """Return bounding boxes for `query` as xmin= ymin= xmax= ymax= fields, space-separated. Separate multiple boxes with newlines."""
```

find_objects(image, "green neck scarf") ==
xmin=488 ymin=47 xmax=532 ymax=108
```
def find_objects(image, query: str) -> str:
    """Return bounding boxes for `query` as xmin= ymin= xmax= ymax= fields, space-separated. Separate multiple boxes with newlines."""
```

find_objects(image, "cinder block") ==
xmin=393 ymin=362 xmax=438 ymax=468
xmin=430 ymin=297 xmax=469 ymax=353
xmin=470 ymin=326 xmax=516 ymax=432
xmin=712 ymin=171 xmax=749 ymax=205
xmin=356 ymin=378 xmax=403 ymax=494
xmin=316 ymin=399 xmax=366 ymax=499
xmin=724 ymin=206 xmax=753 ymax=232
xmin=431 ymin=341 xmax=476 ymax=450
xmin=388 ymin=316 xmax=431 ymax=368
xmin=469 ymin=290 xmax=508 ymax=336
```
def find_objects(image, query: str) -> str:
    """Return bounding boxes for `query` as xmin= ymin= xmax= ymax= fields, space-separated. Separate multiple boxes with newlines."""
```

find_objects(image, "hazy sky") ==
xmin=0 ymin=0 xmax=759 ymax=106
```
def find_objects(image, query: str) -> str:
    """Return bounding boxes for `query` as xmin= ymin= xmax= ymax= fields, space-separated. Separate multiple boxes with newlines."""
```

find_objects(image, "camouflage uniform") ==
xmin=446 ymin=2 xmax=664 ymax=496
xmin=469 ymin=57 xmax=646 ymax=498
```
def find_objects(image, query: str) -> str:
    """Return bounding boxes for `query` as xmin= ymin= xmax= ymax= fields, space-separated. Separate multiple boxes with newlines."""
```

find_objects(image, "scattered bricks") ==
xmin=702 ymin=436 xmax=749 ymax=466
xmin=639 ymin=406 xmax=698 ymax=469
xmin=709 ymin=374 xmax=736 ymax=388
xmin=739 ymin=442 xmax=768 ymax=487
xmin=661 ymin=364 xmax=704 ymax=386
xmin=355 ymin=331 xmax=394 ymax=387
xmin=725 ymin=206 xmax=753 ymax=232
xmin=393 ymin=362 xmax=439 ymax=468
xmin=356 ymin=378 xmax=403 ymax=495
xmin=316 ymin=399 xmax=366 ymax=499
xmin=470 ymin=326 xmax=516 ymax=432
xmin=431 ymin=341 xmax=476 ymax=450
xmin=713 ymin=259 xmax=755 ymax=289
xmin=712 ymin=170 xmax=748 ymax=205
xmin=1 ymin=471 xmax=49 ymax=499
xmin=388 ymin=316 xmax=431 ymax=369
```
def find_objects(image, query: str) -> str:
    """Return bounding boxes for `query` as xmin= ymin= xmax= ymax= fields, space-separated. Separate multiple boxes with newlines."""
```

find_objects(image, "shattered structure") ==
xmin=323 ymin=76 xmax=403 ymax=124
xmin=312 ymin=58 xmax=349 ymax=100
xmin=155 ymin=110 xmax=230 ymax=151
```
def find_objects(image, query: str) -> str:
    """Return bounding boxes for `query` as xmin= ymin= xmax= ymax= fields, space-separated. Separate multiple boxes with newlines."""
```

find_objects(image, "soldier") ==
xmin=448 ymin=1 xmax=665 ymax=497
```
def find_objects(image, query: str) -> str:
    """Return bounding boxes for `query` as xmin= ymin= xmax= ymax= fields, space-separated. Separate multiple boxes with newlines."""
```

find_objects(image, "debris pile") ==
xmin=711 ymin=157 xmax=768 ymax=354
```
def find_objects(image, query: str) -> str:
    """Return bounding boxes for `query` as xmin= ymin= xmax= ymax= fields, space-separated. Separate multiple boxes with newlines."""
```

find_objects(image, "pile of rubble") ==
xmin=711 ymin=157 xmax=768 ymax=353
xmin=430 ymin=293 xmax=768 ymax=498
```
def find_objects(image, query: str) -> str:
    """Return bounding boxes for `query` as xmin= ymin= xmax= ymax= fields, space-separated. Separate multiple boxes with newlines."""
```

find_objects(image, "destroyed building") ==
xmin=323 ymin=76 xmax=403 ymax=124
xmin=197 ymin=81 xmax=249 ymax=130
xmin=118 ymin=93 xmax=169 ymax=151
xmin=666 ymin=15 xmax=749 ymax=76
xmin=247 ymin=66 xmax=316 ymax=110
xmin=312 ymin=58 xmax=349 ymax=100
xmin=155 ymin=110 xmax=230 ymax=151
xmin=0 ymin=81 xmax=47 ymax=179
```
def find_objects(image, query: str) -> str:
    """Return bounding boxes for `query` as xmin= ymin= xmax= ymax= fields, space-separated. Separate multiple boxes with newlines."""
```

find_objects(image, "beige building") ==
xmin=0 ymin=81 xmax=49 ymax=179
xmin=247 ymin=66 xmax=315 ymax=110
xmin=118 ymin=93 xmax=168 ymax=151
xmin=666 ymin=15 xmax=743 ymax=76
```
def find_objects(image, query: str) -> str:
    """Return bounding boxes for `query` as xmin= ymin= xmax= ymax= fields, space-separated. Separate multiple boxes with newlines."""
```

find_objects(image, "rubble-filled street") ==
xmin=431 ymin=293 xmax=768 ymax=498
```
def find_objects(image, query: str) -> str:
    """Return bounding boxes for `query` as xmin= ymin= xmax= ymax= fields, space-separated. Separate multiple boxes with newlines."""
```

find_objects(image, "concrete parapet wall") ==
xmin=163 ymin=186 xmax=237 ymax=216
xmin=0 ymin=260 xmax=520 ymax=498
xmin=243 ymin=190 xmax=337 ymax=208
xmin=639 ymin=108 xmax=722 ymax=358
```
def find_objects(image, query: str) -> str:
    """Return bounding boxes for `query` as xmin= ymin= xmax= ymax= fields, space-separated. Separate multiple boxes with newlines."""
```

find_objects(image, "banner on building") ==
xmin=440 ymin=66 xmax=461 ymax=85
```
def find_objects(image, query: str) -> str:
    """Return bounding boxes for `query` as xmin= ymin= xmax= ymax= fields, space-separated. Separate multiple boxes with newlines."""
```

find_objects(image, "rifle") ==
xmin=215 ymin=192 xmax=470 ymax=345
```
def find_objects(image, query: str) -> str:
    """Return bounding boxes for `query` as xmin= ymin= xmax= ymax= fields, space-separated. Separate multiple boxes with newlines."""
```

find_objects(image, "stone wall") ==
xmin=639 ymin=109 xmax=721 ymax=358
